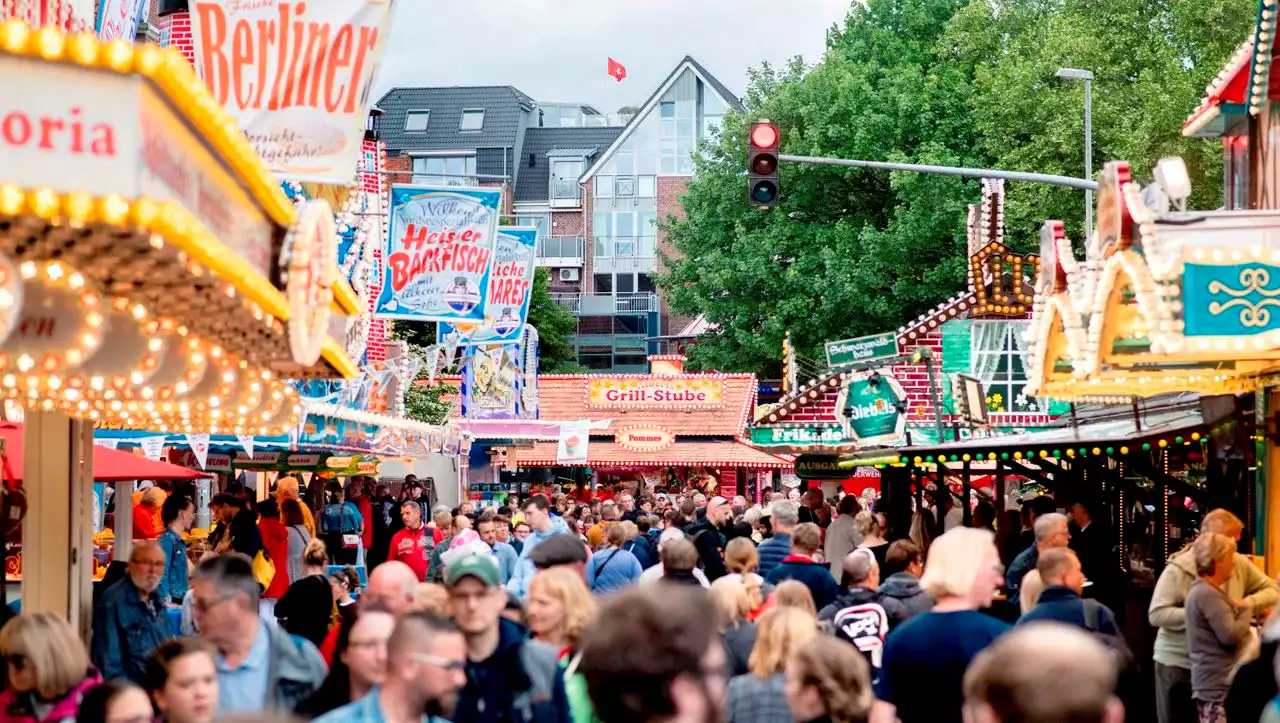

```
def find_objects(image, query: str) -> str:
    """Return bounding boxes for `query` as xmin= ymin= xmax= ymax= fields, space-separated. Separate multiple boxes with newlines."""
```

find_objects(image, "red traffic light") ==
xmin=750 ymin=123 xmax=779 ymax=149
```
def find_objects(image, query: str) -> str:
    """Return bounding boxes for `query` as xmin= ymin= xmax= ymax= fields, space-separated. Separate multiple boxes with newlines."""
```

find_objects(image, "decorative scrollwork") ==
xmin=1207 ymin=267 xmax=1280 ymax=327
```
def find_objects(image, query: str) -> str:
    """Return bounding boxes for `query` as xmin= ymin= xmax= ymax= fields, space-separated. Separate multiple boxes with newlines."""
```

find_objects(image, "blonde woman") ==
xmin=878 ymin=527 xmax=1008 ymax=723
xmin=710 ymin=577 xmax=758 ymax=675
xmin=773 ymin=579 xmax=818 ymax=617
xmin=1186 ymin=533 xmax=1253 ymax=723
xmin=724 ymin=537 xmax=769 ymax=617
xmin=786 ymin=636 xmax=874 ymax=723
xmin=0 ymin=612 xmax=102 ymax=722
xmin=724 ymin=607 xmax=819 ymax=723
xmin=528 ymin=568 xmax=598 ymax=723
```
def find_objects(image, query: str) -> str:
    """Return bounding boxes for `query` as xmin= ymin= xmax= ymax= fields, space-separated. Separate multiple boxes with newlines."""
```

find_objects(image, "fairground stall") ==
xmin=463 ymin=355 xmax=792 ymax=504
xmin=0 ymin=16 xmax=373 ymax=632
xmin=750 ymin=181 xmax=1062 ymax=505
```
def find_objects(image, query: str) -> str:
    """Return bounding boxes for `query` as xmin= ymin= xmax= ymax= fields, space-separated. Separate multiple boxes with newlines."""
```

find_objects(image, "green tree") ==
xmin=403 ymin=377 xmax=456 ymax=424
xmin=660 ymin=0 xmax=1250 ymax=374
xmin=660 ymin=0 xmax=986 ymax=373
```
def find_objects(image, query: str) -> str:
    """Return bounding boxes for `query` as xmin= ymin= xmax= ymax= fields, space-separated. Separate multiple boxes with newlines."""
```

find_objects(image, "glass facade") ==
xmin=412 ymin=155 xmax=476 ymax=186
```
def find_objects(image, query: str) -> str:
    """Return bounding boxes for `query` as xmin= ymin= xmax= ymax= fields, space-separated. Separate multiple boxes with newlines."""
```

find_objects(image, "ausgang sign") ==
xmin=841 ymin=372 xmax=908 ymax=446
xmin=615 ymin=427 xmax=676 ymax=452
xmin=587 ymin=378 xmax=724 ymax=407
xmin=795 ymin=454 xmax=857 ymax=480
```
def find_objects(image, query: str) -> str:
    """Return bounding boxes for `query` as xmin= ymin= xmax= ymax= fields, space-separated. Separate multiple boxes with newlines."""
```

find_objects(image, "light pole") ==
xmin=1056 ymin=68 xmax=1094 ymax=246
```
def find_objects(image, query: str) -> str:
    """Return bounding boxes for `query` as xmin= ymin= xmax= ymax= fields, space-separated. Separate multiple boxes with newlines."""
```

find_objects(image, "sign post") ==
xmin=825 ymin=332 xmax=899 ymax=368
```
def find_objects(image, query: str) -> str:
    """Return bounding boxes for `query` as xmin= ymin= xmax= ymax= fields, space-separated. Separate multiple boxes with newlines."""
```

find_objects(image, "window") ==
xmin=514 ymin=214 xmax=549 ymax=238
xmin=595 ymin=176 xmax=613 ymax=199
xmin=412 ymin=155 xmax=476 ymax=186
xmin=615 ymin=177 xmax=636 ymax=197
xmin=593 ymin=274 xmax=613 ymax=293
xmin=660 ymin=102 xmax=676 ymax=119
xmin=404 ymin=110 xmax=430 ymax=131
xmin=969 ymin=321 xmax=1035 ymax=414
xmin=459 ymin=109 xmax=485 ymax=131
xmin=551 ymin=159 xmax=584 ymax=202
xmin=638 ymin=176 xmax=657 ymax=198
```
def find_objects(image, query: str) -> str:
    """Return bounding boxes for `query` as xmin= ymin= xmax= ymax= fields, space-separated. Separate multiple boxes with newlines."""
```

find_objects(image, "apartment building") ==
xmin=376 ymin=56 xmax=743 ymax=372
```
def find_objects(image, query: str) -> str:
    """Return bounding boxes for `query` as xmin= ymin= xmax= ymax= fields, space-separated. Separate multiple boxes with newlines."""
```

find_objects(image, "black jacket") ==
xmin=819 ymin=587 xmax=910 ymax=631
xmin=683 ymin=518 xmax=728 ymax=581
xmin=455 ymin=618 xmax=572 ymax=723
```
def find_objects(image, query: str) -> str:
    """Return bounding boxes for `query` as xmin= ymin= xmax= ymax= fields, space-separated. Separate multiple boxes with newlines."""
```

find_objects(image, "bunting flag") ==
xmin=139 ymin=436 xmax=165 ymax=461
xmin=236 ymin=435 xmax=255 ymax=459
xmin=94 ymin=438 xmax=118 ymax=449
xmin=185 ymin=433 xmax=211 ymax=469
xmin=425 ymin=345 xmax=441 ymax=385
xmin=608 ymin=57 xmax=627 ymax=82
xmin=443 ymin=340 xmax=459 ymax=371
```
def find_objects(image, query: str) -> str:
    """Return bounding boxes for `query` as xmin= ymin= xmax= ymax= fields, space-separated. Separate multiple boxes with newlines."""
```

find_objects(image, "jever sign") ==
xmin=190 ymin=0 xmax=397 ymax=183
xmin=586 ymin=378 xmax=724 ymax=407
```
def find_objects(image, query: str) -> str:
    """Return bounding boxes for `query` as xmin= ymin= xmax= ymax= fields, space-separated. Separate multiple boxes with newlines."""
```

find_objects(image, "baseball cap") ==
xmin=445 ymin=554 xmax=502 ymax=588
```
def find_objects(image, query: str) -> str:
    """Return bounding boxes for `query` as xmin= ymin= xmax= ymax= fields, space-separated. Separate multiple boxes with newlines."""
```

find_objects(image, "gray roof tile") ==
xmin=375 ymin=86 xmax=536 ymax=154
xmin=515 ymin=127 xmax=625 ymax=204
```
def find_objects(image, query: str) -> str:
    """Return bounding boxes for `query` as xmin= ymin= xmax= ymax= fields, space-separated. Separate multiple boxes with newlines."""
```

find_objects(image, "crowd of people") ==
xmin=10 ymin=477 xmax=1280 ymax=723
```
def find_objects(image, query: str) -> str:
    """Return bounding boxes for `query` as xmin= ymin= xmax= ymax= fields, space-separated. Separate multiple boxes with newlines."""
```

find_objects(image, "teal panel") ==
xmin=1184 ymin=263 xmax=1280 ymax=336
xmin=940 ymin=319 xmax=971 ymax=374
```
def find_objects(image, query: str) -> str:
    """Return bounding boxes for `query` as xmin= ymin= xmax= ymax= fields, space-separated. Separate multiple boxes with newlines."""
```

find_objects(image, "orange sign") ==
xmin=587 ymin=378 xmax=724 ymax=407
xmin=615 ymin=427 xmax=677 ymax=452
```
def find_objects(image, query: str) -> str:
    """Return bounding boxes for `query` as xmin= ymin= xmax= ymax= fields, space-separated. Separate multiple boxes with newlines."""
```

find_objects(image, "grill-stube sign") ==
xmin=190 ymin=0 xmax=397 ymax=183
xmin=587 ymin=378 xmax=724 ymax=407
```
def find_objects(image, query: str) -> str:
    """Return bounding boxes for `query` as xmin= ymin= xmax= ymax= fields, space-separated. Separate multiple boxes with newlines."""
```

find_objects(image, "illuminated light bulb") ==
xmin=46 ymin=375 xmax=59 ymax=390
xmin=40 ymin=398 xmax=53 ymax=411
xmin=85 ymin=312 xmax=103 ymax=328
xmin=81 ymin=332 xmax=98 ymax=348
xmin=130 ymin=371 xmax=144 ymax=385
xmin=15 ymin=355 xmax=33 ymax=372
xmin=41 ymin=354 xmax=58 ymax=372
xmin=18 ymin=261 xmax=36 ymax=280
xmin=67 ymin=273 xmax=84 ymax=290
xmin=131 ymin=304 xmax=146 ymax=320
xmin=90 ymin=376 xmax=104 ymax=391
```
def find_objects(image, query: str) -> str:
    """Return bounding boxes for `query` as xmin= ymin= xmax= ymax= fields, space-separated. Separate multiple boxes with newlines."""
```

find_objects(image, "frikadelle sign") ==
xmin=840 ymin=372 xmax=907 ymax=446
xmin=750 ymin=424 xmax=848 ymax=447
xmin=375 ymin=186 xmax=501 ymax=324
xmin=825 ymin=332 xmax=899 ymax=368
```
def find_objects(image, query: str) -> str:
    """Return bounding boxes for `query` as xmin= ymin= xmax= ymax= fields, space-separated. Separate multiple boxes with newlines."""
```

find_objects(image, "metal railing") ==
xmin=551 ymin=292 xmax=659 ymax=315
xmin=537 ymin=236 xmax=584 ymax=260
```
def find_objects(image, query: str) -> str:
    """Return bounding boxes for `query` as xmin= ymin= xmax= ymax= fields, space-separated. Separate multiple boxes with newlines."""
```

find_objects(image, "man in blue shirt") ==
xmin=191 ymin=553 xmax=326 ymax=715
xmin=91 ymin=542 xmax=173 ymax=682
xmin=315 ymin=612 xmax=467 ymax=723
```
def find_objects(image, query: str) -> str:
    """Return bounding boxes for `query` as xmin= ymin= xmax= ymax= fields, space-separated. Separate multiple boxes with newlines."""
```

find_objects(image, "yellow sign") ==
xmin=587 ymin=378 xmax=724 ymax=407
xmin=615 ymin=427 xmax=677 ymax=452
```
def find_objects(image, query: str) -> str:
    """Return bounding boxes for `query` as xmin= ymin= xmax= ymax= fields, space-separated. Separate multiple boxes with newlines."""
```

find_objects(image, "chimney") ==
xmin=649 ymin=355 xmax=685 ymax=375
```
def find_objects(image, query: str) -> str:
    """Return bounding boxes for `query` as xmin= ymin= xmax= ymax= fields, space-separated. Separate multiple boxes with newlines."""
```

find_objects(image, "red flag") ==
xmin=608 ymin=57 xmax=627 ymax=82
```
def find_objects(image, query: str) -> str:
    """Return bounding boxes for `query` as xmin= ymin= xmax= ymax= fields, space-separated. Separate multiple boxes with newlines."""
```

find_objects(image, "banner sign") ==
xmin=750 ymin=424 xmax=848 ymax=447
xmin=615 ymin=426 xmax=676 ymax=452
xmin=438 ymin=227 xmax=538 ymax=346
xmin=374 ymin=186 xmax=501 ymax=323
xmin=839 ymin=372 xmax=908 ymax=446
xmin=825 ymin=332 xmax=900 ymax=368
xmin=557 ymin=421 xmax=591 ymax=465
xmin=96 ymin=0 xmax=142 ymax=42
xmin=188 ymin=0 xmax=398 ymax=183
xmin=795 ymin=454 xmax=858 ymax=480
xmin=461 ymin=342 xmax=524 ymax=420
xmin=586 ymin=378 xmax=724 ymax=408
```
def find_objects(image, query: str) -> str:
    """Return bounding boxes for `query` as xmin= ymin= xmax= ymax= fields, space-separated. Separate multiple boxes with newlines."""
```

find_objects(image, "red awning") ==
xmin=514 ymin=439 xmax=792 ymax=470
xmin=0 ymin=424 xmax=210 ymax=482
xmin=1184 ymin=39 xmax=1254 ymax=136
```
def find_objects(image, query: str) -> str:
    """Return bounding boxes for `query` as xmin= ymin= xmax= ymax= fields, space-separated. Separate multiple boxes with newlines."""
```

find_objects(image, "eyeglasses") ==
xmin=411 ymin=652 xmax=467 ymax=672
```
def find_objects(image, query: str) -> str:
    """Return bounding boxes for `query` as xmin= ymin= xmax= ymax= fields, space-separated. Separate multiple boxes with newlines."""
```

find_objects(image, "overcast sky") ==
xmin=373 ymin=0 xmax=852 ymax=112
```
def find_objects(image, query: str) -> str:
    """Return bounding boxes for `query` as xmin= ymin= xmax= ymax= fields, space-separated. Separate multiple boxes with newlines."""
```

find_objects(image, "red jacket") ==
xmin=389 ymin=525 xmax=431 ymax=581
xmin=259 ymin=518 xmax=290 ymax=599
xmin=131 ymin=503 xmax=163 ymax=540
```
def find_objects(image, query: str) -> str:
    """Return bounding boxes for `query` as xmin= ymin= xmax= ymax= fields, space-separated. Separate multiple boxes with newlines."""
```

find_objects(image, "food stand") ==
xmin=0 ymin=19 xmax=362 ymax=631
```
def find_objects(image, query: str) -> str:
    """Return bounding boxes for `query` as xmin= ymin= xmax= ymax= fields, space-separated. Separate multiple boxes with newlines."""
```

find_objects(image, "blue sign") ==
xmin=374 ymin=186 xmax=501 ymax=323
xmin=1183 ymin=263 xmax=1280 ymax=336
xmin=438 ymin=227 xmax=538 ymax=346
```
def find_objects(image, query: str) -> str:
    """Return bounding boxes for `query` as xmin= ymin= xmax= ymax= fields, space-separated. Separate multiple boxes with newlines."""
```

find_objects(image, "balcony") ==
xmin=551 ymin=292 xmax=660 ymax=315
xmin=536 ymin=236 xmax=584 ymax=267
xmin=593 ymin=255 xmax=657 ymax=273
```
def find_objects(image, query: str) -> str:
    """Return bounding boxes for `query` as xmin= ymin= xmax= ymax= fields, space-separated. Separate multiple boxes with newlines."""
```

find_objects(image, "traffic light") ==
xmin=748 ymin=120 xmax=780 ymax=209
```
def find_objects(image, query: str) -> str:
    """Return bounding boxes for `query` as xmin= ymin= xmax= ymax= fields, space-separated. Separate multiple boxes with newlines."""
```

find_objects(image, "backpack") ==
xmin=831 ymin=601 xmax=890 ymax=684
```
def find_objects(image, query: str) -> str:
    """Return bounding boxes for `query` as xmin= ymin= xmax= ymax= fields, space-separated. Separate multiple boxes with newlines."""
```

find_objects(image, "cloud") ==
xmin=372 ymin=0 xmax=850 ymax=112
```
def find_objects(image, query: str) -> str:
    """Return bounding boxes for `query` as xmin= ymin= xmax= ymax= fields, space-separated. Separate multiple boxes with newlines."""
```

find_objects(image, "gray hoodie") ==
xmin=879 ymin=572 xmax=934 ymax=620
xmin=1149 ymin=545 xmax=1279 ymax=670
xmin=261 ymin=616 xmax=328 ymax=714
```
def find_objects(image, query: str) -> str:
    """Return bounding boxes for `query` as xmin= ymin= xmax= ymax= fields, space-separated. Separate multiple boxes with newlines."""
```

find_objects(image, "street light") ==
xmin=1056 ymin=67 xmax=1094 ymax=246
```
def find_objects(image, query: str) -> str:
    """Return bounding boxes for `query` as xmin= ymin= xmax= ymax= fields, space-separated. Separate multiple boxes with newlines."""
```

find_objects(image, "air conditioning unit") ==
xmin=559 ymin=268 xmax=580 ymax=282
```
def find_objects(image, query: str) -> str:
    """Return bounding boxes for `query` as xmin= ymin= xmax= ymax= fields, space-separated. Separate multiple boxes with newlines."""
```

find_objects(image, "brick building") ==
xmin=752 ymin=180 xmax=1061 ymax=463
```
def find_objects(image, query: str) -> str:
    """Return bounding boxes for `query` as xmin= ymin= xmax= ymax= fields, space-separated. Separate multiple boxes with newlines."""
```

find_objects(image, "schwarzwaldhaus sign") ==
xmin=840 ymin=372 xmax=908 ymax=446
